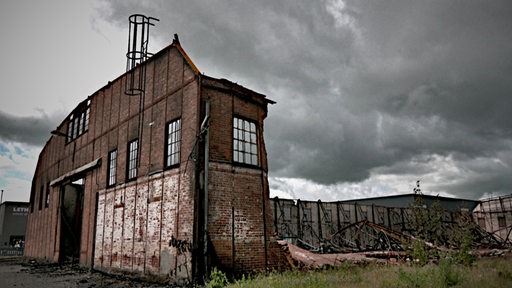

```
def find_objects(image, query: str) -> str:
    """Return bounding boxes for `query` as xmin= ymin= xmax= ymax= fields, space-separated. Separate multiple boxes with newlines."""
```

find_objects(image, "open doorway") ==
xmin=59 ymin=181 xmax=84 ymax=263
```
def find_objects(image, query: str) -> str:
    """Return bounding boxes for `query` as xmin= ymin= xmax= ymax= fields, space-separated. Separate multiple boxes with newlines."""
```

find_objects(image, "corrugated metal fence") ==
xmin=0 ymin=247 xmax=24 ymax=256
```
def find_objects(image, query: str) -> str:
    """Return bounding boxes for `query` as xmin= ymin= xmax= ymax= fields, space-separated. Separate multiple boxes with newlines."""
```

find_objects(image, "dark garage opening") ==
xmin=59 ymin=182 xmax=84 ymax=263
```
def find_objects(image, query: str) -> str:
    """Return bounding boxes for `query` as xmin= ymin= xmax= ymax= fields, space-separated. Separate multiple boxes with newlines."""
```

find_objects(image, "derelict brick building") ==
xmin=24 ymin=36 xmax=279 ymax=281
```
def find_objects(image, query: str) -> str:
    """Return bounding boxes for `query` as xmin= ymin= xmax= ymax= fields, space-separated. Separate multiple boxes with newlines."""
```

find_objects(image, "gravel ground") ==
xmin=0 ymin=257 xmax=187 ymax=288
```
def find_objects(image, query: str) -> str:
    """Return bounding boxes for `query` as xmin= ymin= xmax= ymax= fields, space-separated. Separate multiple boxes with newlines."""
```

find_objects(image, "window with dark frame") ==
xmin=66 ymin=99 xmax=90 ymax=143
xmin=38 ymin=185 xmax=43 ymax=210
xmin=79 ymin=112 xmax=85 ymax=135
xmin=67 ymin=115 xmax=74 ymax=143
xmin=233 ymin=117 xmax=258 ymax=166
xmin=84 ymin=100 xmax=90 ymax=131
xmin=107 ymin=149 xmax=117 ymax=187
xmin=166 ymin=118 xmax=181 ymax=167
xmin=73 ymin=116 xmax=79 ymax=139
xmin=127 ymin=139 xmax=138 ymax=180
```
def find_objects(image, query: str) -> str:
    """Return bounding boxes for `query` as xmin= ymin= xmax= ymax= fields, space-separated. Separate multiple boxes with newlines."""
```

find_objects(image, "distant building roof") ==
xmin=340 ymin=193 xmax=479 ymax=212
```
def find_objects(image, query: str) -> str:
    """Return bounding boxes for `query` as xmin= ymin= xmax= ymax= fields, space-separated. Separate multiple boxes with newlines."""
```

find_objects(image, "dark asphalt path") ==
xmin=0 ymin=257 xmax=175 ymax=287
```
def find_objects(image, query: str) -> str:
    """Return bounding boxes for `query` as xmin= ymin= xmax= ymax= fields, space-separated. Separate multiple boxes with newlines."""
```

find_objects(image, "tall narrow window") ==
xmin=67 ymin=115 xmax=74 ymax=143
xmin=38 ymin=185 xmax=44 ymax=210
xmin=78 ymin=113 xmax=84 ymax=135
xmin=107 ymin=149 xmax=117 ymax=187
xmin=73 ymin=115 xmax=79 ymax=139
xmin=233 ymin=117 xmax=258 ymax=165
xmin=127 ymin=139 xmax=138 ymax=180
xmin=166 ymin=119 xmax=181 ymax=167
xmin=84 ymin=100 xmax=90 ymax=131
xmin=45 ymin=182 xmax=50 ymax=208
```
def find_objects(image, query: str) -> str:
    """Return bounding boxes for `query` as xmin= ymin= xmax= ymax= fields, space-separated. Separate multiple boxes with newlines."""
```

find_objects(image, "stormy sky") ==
xmin=1 ymin=0 xmax=511 ymax=202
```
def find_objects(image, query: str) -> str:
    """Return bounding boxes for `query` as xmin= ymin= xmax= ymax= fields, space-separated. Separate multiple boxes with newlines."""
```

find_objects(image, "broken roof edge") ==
xmin=201 ymin=74 xmax=276 ymax=105
xmin=171 ymin=35 xmax=200 ymax=75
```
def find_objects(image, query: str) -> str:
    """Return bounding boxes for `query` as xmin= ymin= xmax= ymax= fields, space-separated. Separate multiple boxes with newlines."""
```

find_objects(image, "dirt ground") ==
xmin=0 ymin=257 xmax=183 ymax=288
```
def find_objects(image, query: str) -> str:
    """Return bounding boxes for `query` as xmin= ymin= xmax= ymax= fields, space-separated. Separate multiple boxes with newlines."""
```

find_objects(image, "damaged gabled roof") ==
xmin=168 ymin=34 xmax=200 ymax=75
xmin=200 ymin=75 xmax=276 ymax=106
xmin=56 ymin=34 xmax=273 ymax=133
xmin=161 ymin=34 xmax=275 ymax=106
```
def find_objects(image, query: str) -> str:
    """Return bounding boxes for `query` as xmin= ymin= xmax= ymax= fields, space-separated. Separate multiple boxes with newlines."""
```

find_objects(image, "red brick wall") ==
xmin=208 ymin=164 xmax=276 ymax=273
xmin=26 ymin=44 xmax=200 ymax=279
xmin=91 ymin=45 xmax=200 ymax=279
xmin=25 ymin=42 xmax=281 ymax=282
xmin=201 ymin=79 xmax=280 ymax=274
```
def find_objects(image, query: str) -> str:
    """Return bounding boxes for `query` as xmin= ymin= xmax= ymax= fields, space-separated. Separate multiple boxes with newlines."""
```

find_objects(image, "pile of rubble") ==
xmin=277 ymin=220 xmax=511 ymax=269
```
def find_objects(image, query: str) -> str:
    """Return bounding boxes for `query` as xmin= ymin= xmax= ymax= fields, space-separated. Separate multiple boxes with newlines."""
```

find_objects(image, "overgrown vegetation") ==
xmin=213 ymin=256 xmax=512 ymax=288
xmin=202 ymin=196 xmax=509 ymax=287
xmin=204 ymin=194 xmax=508 ymax=287
xmin=206 ymin=267 xmax=229 ymax=288
xmin=409 ymin=196 xmax=476 ymax=266
xmin=450 ymin=211 xmax=477 ymax=265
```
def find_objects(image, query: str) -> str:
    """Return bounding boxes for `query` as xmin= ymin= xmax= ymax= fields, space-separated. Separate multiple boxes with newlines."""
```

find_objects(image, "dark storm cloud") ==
xmin=0 ymin=110 xmax=62 ymax=146
xmin=343 ymin=0 xmax=512 ymax=127
xmin=100 ymin=0 xmax=512 ymax=198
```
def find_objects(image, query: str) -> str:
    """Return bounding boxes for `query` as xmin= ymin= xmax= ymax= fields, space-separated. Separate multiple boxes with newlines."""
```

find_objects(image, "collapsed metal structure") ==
xmin=270 ymin=196 xmax=511 ymax=255
xmin=473 ymin=195 xmax=512 ymax=244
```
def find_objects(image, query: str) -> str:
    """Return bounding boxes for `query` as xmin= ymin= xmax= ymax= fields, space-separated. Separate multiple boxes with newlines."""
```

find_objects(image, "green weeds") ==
xmin=217 ymin=256 xmax=512 ymax=288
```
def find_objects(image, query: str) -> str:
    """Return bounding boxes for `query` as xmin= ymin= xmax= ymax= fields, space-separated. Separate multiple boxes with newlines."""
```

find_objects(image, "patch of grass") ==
xmin=224 ymin=256 xmax=512 ymax=288
xmin=382 ymin=258 xmax=462 ymax=288
xmin=460 ymin=256 xmax=512 ymax=288
xmin=228 ymin=263 xmax=366 ymax=288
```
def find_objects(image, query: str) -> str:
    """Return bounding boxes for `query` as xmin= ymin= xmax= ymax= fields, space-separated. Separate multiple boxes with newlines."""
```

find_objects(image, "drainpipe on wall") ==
xmin=202 ymin=99 xmax=211 ymax=277
xmin=261 ymin=171 xmax=268 ymax=270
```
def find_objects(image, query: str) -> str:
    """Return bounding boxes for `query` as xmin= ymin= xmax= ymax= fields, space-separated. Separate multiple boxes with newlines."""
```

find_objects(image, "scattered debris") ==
xmin=0 ymin=257 xmax=188 ymax=287
xmin=278 ymin=240 xmax=378 ymax=269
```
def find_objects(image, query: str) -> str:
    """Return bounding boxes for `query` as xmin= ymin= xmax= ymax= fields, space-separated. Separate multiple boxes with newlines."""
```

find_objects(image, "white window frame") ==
xmin=127 ymin=139 xmax=138 ymax=180
xmin=233 ymin=117 xmax=258 ymax=166
xmin=166 ymin=118 xmax=181 ymax=167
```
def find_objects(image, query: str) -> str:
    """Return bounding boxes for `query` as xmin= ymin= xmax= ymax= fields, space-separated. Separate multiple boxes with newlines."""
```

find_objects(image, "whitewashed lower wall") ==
xmin=94 ymin=169 xmax=194 ymax=280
